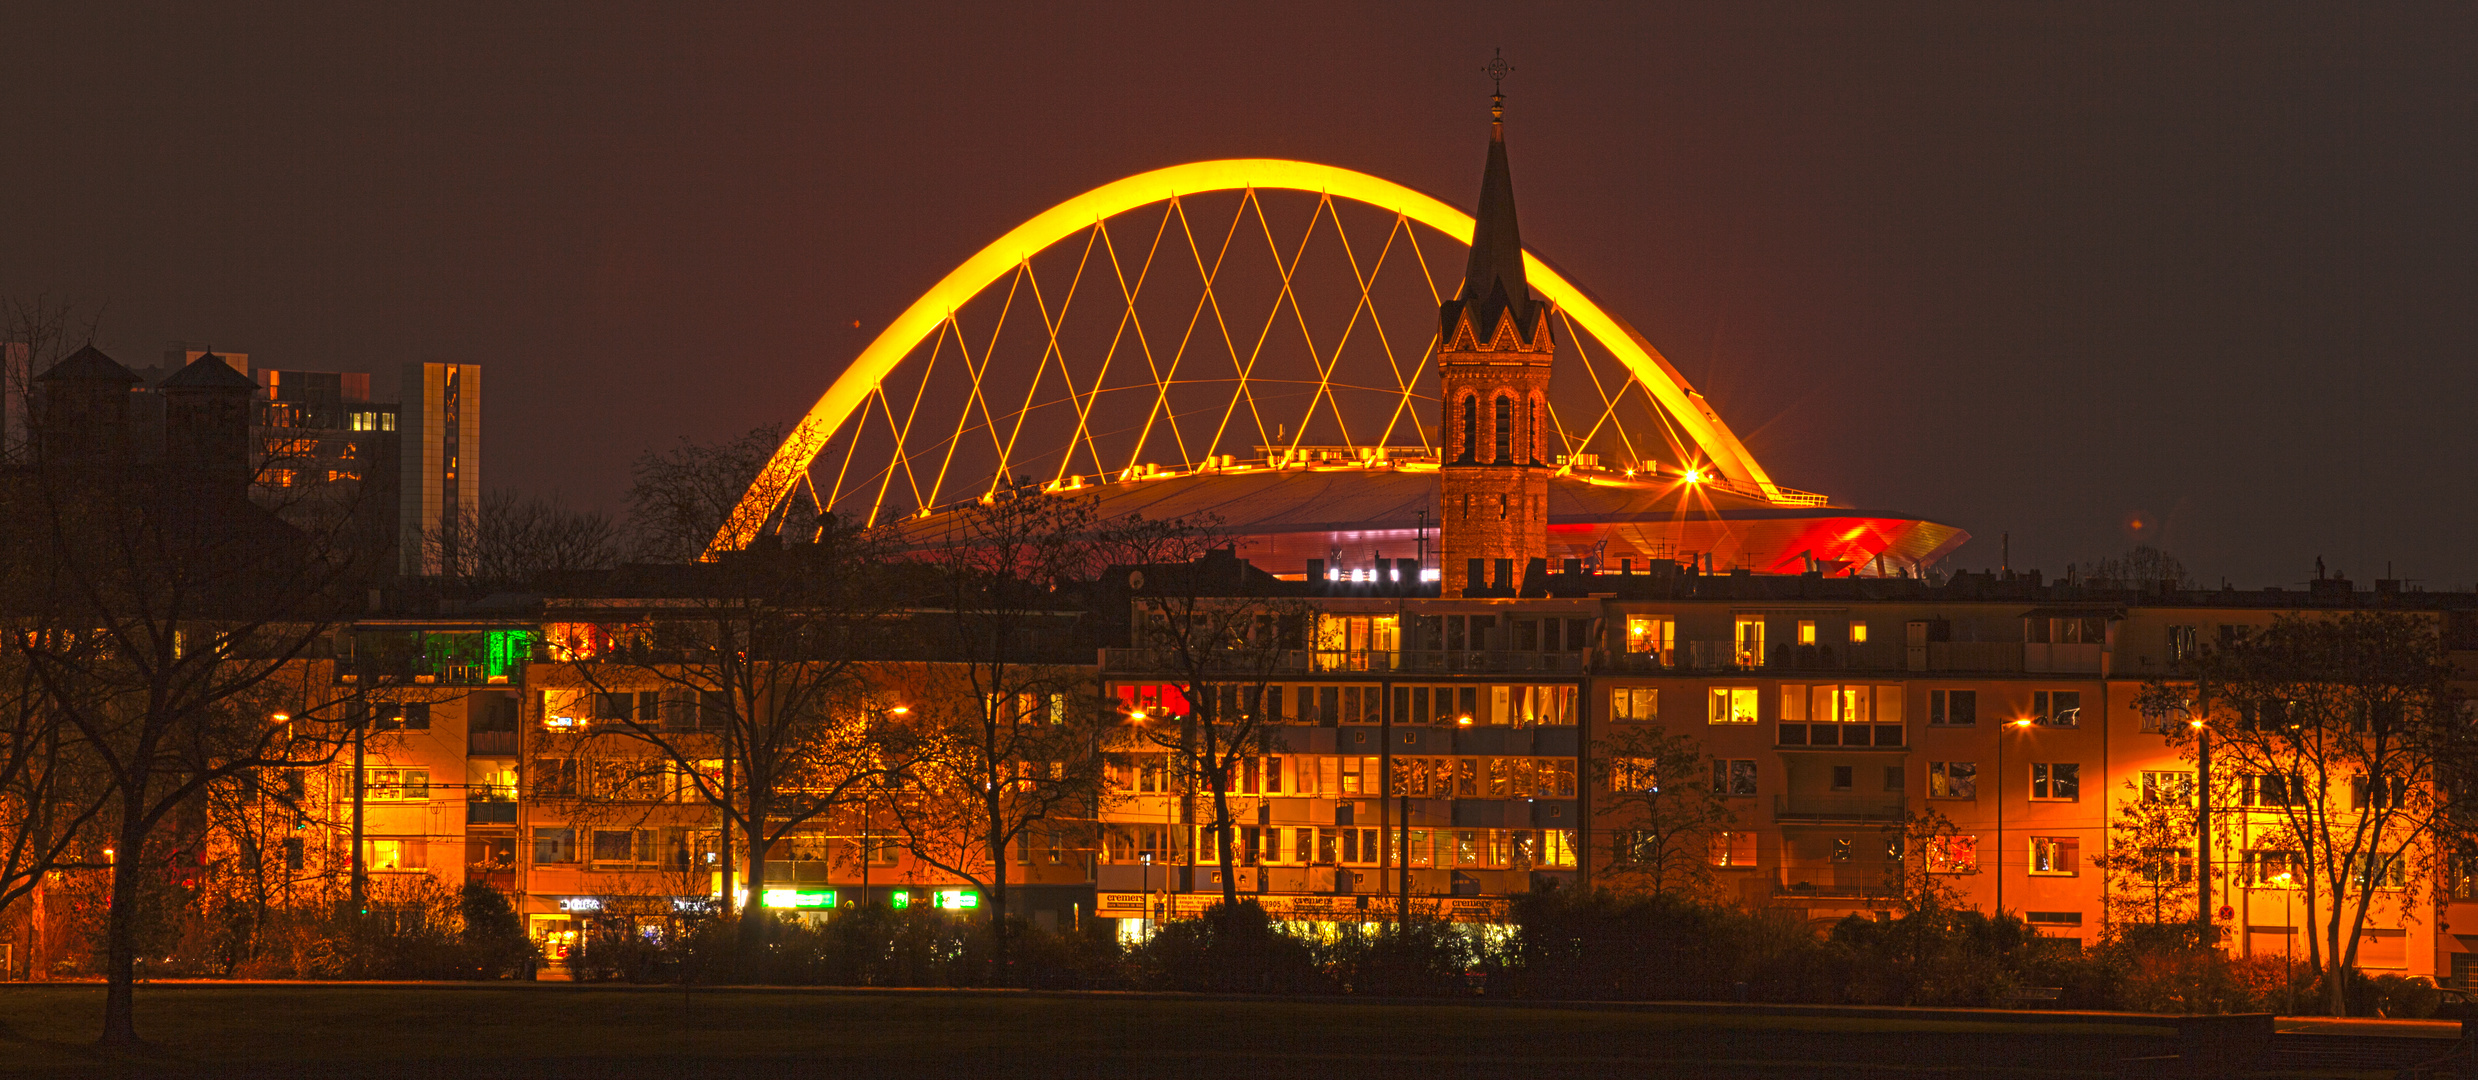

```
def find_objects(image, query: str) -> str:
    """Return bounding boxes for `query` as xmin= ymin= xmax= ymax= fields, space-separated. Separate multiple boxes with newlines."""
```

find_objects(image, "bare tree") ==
xmin=2083 ymin=546 xmax=2190 ymax=589
xmin=423 ymin=489 xmax=625 ymax=594
xmin=2091 ymin=778 xmax=2200 ymax=929
xmin=625 ymin=422 xmax=795 ymax=564
xmin=545 ymin=518 xmax=917 ymax=960
xmin=0 ymin=620 xmax=114 ymax=971
xmin=886 ymin=493 xmax=1109 ymax=978
xmin=1881 ymin=808 xmax=1974 ymax=917
xmin=12 ymin=461 xmax=369 ymax=1043
xmin=1590 ymin=725 xmax=1734 ymax=898
xmin=2140 ymin=611 xmax=2472 ymax=1015
xmin=0 ymin=292 xmax=104 ymax=468
xmin=1105 ymin=520 xmax=1309 ymax=910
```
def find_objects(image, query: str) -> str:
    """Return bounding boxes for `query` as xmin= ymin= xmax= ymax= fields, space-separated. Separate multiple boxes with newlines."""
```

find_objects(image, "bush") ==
xmin=651 ymin=906 xmax=1124 ymax=989
xmin=2222 ymin=954 xmax=2317 ymax=1014
xmin=1323 ymin=915 xmax=1486 ymax=997
xmin=457 ymin=883 xmax=538 ymax=979
xmin=1132 ymin=901 xmax=1328 ymax=994
xmin=1499 ymin=888 xmax=1763 ymax=1001
xmin=2358 ymin=973 xmax=2441 ymax=1019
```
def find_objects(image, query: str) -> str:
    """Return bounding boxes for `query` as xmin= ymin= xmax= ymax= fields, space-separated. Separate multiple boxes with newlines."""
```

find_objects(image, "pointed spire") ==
xmin=1453 ymin=53 xmax=1534 ymax=338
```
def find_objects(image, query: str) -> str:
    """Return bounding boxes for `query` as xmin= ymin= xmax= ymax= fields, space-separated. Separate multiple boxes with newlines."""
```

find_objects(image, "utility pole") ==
xmin=349 ymin=712 xmax=367 ymax=917
xmin=719 ymin=753 xmax=735 ymax=917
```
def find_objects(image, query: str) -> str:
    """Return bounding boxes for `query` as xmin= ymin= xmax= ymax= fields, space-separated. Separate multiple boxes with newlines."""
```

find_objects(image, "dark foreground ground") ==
xmin=0 ymin=983 xmax=2414 ymax=1080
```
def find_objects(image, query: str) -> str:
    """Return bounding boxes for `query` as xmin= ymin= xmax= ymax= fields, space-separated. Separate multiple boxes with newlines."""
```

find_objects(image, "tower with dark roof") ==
xmin=159 ymin=351 xmax=257 ymax=492
xmin=1437 ymin=86 xmax=1554 ymax=597
xmin=31 ymin=344 xmax=143 ymax=468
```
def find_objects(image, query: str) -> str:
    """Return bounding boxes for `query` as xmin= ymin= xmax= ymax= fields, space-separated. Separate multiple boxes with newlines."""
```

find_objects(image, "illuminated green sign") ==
xmin=933 ymin=890 xmax=979 ymax=910
xmin=889 ymin=891 xmax=911 ymax=909
xmin=761 ymin=888 xmax=835 ymax=909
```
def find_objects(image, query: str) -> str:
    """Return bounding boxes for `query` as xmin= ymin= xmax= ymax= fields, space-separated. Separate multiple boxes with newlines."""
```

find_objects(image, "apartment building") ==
xmin=1073 ymin=558 xmax=2478 ymax=981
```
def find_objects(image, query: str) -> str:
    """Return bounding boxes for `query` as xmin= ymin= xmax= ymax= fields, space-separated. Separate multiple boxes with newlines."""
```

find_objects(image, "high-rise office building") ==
xmin=399 ymin=363 xmax=481 ymax=576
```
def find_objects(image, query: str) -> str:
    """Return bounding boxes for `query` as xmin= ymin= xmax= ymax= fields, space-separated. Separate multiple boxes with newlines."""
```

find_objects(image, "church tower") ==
xmin=1437 ymin=79 xmax=1553 ymax=597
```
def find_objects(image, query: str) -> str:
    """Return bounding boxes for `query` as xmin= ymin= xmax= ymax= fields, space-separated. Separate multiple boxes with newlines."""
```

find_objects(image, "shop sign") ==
xmin=762 ymin=888 xmax=836 ymax=910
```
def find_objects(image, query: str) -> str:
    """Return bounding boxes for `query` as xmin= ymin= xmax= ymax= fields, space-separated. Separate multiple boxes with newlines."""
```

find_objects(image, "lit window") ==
xmin=2140 ymin=771 xmax=2194 ymax=805
xmin=1798 ymin=621 xmax=1817 ymax=646
xmin=1706 ymin=687 xmax=1758 ymax=724
xmin=360 ymin=768 xmax=429 ymax=801
xmin=1849 ymin=621 xmax=1868 ymax=644
xmin=1624 ymin=616 xmax=1674 ymax=660
xmin=2245 ymin=850 xmax=2300 ymax=887
xmin=1708 ymin=831 xmax=1757 ymax=867
xmin=1926 ymin=834 xmax=1977 ymax=874
xmin=2030 ymin=836 xmax=2079 ymax=876
xmin=363 ymin=838 xmax=427 ymax=872
xmin=1612 ymin=687 xmax=1657 ymax=721
xmin=1929 ymin=761 xmax=1977 ymax=799
xmin=1734 ymin=617 xmax=1766 ymax=667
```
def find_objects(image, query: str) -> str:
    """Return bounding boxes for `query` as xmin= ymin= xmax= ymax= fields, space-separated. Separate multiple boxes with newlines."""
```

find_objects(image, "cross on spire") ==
xmin=1484 ymin=48 xmax=1512 ymax=122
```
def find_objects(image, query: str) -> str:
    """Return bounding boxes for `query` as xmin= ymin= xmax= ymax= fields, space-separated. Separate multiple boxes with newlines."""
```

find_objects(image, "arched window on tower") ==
xmin=1494 ymin=394 xmax=1512 ymax=464
xmin=1459 ymin=394 xmax=1478 ymax=463
xmin=1531 ymin=396 xmax=1544 ymax=463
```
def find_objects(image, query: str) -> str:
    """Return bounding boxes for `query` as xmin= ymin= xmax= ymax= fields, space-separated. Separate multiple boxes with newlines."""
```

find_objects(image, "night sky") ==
xmin=8 ymin=2 xmax=2473 ymax=588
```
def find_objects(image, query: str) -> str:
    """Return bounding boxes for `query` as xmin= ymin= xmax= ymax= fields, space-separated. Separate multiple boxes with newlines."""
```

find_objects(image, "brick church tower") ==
xmin=1437 ymin=85 xmax=1553 ymax=597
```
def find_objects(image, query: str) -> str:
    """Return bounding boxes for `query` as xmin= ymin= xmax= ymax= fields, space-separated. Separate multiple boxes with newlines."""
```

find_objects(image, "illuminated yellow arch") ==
xmin=713 ymin=158 xmax=1786 ymax=554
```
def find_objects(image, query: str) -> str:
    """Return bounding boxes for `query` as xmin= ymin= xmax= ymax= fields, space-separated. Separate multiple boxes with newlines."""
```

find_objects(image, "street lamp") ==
xmin=1996 ymin=717 xmax=2033 ymax=913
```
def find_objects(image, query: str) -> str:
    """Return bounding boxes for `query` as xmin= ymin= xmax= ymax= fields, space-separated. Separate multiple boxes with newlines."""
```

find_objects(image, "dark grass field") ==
xmin=0 ymin=983 xmax=2208 ymax=1079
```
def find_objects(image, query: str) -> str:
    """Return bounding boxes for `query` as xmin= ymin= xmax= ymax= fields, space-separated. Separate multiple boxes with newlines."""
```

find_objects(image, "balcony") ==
xmin=1100 ymin=648 xmax=1587 ymax=676
xmin=2023 ymin=642 xmax=2104 ymax=674
xmin=1908 ymin=642 xmax=2025 ymax=673
xmin=468 ymin=730 xmax=518 ymax=756
xmin=1773 ymin=792 xmax=1907 ymax=823
xmin=466 ymin=797 xmax=518 ymax=825
xmin=1777 ymin=723 xmax=1906 ymax=749
xmin=1599 ymin=641 xmax=1914 ymax=674
xmin=1773 ymin=865 xmax=1899 ymax=900
xmin=339 ymin=629 xmax=536 ymax=687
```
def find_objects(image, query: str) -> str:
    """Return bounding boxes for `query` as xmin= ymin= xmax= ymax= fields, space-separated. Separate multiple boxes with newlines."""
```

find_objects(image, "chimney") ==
xmin=1519 ymin=557 xmax=1547 ymax=597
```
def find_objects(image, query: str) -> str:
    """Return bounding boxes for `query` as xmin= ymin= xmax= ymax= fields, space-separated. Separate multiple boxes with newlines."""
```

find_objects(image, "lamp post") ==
xmin=2193 ymin=716 xmax=2213 ymax=943
xmin=1996 ymin=717 xmax=2032 ymax=913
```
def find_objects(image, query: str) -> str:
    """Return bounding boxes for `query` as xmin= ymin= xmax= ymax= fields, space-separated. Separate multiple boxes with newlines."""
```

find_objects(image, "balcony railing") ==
xmin=1773 ymin=793 xmax=1908 ymax=823
xmin=1101 ymin=648 xmax=1587 ymax=676
xmin=466 ymin=797 xmax=518 ymax=825
xmin=338 ymin=659 xmax=521 ymax=687
xmin=1913 ymin=642 xmax=2026 ymax=673
xmin=1600 ymin=641 xmax=1912 ymax=674
xmin=1773 ymin=865 xmax=1899 ymax=899
xmin=469 ymin=730 xmax=518 ymax=756
xmin=1777 ymin=722 xmax=1906 ymax=749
